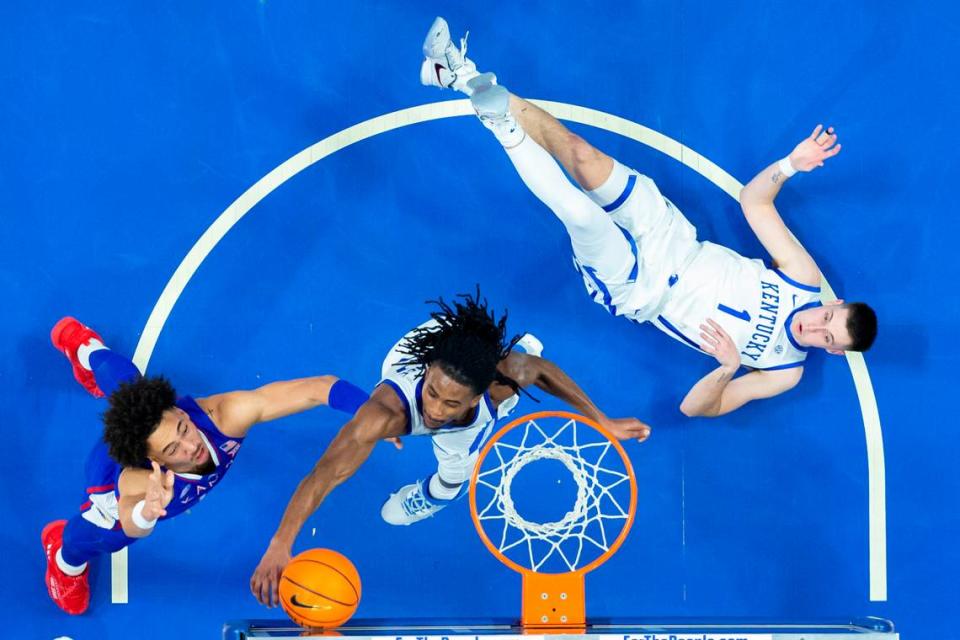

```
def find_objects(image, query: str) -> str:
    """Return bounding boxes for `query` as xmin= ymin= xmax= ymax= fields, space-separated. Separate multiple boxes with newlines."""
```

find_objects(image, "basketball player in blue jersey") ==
xmin=250 ymin=290 xmax=650 ymax=607
xmin=42 ymin=318 xmax=370 ymax=615
xmin=418 ymin=17 xmax=877 ymax=417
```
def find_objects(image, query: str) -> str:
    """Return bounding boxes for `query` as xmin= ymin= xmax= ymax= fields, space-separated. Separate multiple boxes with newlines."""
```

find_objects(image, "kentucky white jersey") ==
xmin=379 ymin=320 xmax=520 ymax=437
xmin=652 ymin=242 xmax=822 ymax=370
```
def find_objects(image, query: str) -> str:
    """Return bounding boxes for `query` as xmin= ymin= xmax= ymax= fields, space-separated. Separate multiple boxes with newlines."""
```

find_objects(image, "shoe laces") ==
xmin=401 ymin=482 xmax=434 ymax=517
xmin=445 ymin=31 xmax=470 ymax=71
xmin=50 ymin=567 xmax=86 ymax=599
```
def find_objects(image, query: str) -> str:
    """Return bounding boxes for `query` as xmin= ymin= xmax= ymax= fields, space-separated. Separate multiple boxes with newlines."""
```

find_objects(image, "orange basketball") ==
xmin=279 ymin=548 xmax=362 ymax=628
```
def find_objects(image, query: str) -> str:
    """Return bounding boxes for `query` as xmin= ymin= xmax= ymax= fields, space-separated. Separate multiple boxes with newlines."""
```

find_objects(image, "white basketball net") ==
xmin=474 ymin=417 xmax=632 ymax=573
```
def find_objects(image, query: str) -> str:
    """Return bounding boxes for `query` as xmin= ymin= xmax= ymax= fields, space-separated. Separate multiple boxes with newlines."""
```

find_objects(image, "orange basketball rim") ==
xmin=469 ymin=411 xmax=638 ymax=630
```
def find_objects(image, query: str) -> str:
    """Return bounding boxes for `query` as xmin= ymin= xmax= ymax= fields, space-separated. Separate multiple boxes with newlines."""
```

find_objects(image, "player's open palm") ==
xmin=143 ymin=460 xmax=174 ymax=520
xmin=251 ymin=543 xmax=291 ymax=607
xmin=700 ymin=319 xmax=741 ymax=371
xmin=789 ymin=124 xmax=841 ymax=172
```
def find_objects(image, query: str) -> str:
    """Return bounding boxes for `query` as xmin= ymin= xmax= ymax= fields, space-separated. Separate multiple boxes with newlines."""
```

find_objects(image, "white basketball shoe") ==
xmin=419 ymin=16 xmax=492 ymax=95
xmin=516 ymin=333 xmax=544 ymax=357
xmin=381 ymin=478 xmax=447 ymax=526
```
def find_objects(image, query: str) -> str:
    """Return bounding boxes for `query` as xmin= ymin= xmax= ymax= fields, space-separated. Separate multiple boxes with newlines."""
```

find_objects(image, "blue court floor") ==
xmin=3 ymin=2 xmax=958 ymax=639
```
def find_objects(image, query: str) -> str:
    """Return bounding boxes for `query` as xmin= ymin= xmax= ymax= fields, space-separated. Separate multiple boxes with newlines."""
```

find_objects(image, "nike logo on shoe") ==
xmin=434 ymin=63 xmax=445 ymax=84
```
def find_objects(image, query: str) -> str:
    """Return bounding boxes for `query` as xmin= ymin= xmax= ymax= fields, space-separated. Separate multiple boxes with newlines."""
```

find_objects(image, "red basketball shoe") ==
xmin=41 ymin=520 xmax=90 ymax=615
xmin=50 ymin=316 xmax=105 ymax=398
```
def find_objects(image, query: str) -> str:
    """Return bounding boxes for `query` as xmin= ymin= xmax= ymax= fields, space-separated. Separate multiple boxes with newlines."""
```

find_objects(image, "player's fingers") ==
xmin=826 ymin=143 xmax=842 ymax=157
xmin=150 ymin=460 xmax=161 ymax=477
xmin=255 ymin=574 xmax=269 ymax=606
xmin=164 ymin=470 xmax=175 ymax=490
xmin=700 ymin=343 xmax=716 ymax=354
xmin=810 ymin=124 xmax=823 ymax=139
xmin=699 ymin=333 xmax=716 ymax=347
xmin=709 ymin=319 xmax=733 ymax=341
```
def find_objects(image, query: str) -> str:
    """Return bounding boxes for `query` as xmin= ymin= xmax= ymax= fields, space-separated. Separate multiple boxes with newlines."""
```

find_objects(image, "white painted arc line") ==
xmin=116 ymin=98 xmax=886 ymax=604
xmin=130 ymin=100 xmax=474 ymax=371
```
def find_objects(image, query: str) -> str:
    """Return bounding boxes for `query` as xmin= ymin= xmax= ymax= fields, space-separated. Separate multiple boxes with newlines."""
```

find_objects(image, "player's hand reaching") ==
xmin=251 ymin=541 xmax=291 ymax=608
xmin=700 ymin=319 xmax=741 ymax=372
xmin=142 ymin=460 xmax=174 ymax=520
xmin=601 ymin=417 xmax=651 ymax=443
xmin=788 ymin=124 xmax=841 ymax=172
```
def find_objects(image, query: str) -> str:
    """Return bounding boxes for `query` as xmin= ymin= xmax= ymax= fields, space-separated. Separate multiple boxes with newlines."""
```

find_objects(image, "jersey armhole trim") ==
xmin=773 ymin=268 xmax=821 ymax=293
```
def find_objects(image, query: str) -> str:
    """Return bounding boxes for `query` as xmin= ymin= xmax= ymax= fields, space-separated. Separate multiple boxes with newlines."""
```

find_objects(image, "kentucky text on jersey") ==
xmin=740 ymin=281 xmax=780 ymax=362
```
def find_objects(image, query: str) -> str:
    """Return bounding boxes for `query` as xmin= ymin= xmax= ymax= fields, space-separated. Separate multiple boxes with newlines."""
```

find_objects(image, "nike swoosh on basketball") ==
xmin=290 ymin=594 xmax=332 ymax=610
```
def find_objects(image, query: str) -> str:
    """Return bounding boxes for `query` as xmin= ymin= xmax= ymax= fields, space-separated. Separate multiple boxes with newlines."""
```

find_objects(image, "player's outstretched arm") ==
xmin=201 ymin=375 xmax=367 ymax=438
xmin=250 ymin=390 xmax=405 ymax=607
xmin=680 ymin=320 xmax=801 ymax=417
xmin=739 ymin=124 xmax=841 ymax=286
xmin=495 ymin=352 xmax=651 ymax=442
xmin=116 ymin=461 xmax=174 ymax=538
xmin=681 ymin=367 xmax=803 ymax=417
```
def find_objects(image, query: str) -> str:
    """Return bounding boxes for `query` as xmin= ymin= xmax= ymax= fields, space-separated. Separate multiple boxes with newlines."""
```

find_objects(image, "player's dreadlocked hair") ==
xmin=102 ymin=375 xmax=177 ymax=468
xmin=398 ymin=288 xmax=524 ymax=396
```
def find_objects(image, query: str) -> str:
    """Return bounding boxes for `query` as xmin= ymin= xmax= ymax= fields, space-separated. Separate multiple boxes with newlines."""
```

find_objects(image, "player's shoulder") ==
xmin=496 ymin=351 xmax=537 ymax=385
xmin=356 ymin=384 xmax=411 ymax=438
xmin=759 ymin=365 xmax=804 ymax=389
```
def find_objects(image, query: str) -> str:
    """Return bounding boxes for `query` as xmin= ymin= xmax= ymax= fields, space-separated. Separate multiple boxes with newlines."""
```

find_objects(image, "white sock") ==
xmin=56 ymin=548 xmax=87 ymax=576
xmin=428 ymin=474 xmax=461 ymax=500
xmin=76 ymin=340 xmax=106 ymax=370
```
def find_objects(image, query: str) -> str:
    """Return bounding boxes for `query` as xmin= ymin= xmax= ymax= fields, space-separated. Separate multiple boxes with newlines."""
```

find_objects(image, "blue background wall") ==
xmin=2 ymin=2 xmax=955 ymax=638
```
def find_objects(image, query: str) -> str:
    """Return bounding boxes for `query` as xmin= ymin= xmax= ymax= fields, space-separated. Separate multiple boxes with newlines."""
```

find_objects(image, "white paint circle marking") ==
xmin=113 ymin=99 xmax=885 ymax=603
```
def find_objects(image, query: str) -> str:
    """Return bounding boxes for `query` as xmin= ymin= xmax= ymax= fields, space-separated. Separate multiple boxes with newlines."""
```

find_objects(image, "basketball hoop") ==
xmin=469 ymin=411 xmax=637 ymax=630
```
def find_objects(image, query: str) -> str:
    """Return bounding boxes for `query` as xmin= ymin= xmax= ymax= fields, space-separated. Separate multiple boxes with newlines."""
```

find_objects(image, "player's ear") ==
xmin=827 ymin=348 xmax=844 ymax=356
xmin=470 ymin=394 xmax=483 ymax=408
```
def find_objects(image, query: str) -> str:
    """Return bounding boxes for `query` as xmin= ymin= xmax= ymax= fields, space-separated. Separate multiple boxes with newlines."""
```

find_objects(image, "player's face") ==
xmin=421 ymin=365 xmax=483 ymax=429
xmin=146 ymin=407 xmax=211 ymax=473
xmin=792 ymin=301 xmax=853 ymax=354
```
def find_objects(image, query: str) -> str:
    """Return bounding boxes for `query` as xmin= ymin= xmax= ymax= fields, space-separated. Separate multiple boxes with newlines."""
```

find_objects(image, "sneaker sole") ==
xmin=422 ymin=16 xmax=451 ymax=58
xmin=470 ymin=83 xmax=510 ymax=118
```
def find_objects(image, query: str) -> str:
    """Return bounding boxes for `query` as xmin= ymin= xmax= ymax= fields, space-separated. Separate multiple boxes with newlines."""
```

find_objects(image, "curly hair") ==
xmin=398 ymin=288 xmax=523 ymax=395
xmin=102 ymin=376 xmax=177 ymax=468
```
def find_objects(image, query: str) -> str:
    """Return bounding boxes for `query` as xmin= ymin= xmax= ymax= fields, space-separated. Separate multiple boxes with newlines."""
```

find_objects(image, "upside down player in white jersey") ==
xmin=250 ymin=289 xmax=649 ymax=607
xmin=419 ymin=17 xmax=877 ymax=417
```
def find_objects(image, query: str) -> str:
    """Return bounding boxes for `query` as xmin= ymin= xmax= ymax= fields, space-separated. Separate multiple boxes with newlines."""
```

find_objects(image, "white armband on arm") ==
xmin=777 ymin=156 xmax=797 ymax=178
xmin=132 ymin=500 xmax=158 ymax=529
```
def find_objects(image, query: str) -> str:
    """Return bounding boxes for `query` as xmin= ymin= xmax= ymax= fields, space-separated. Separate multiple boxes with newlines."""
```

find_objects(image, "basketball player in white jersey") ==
xmin=250 ymin=290 xmax=649 ymax=607
xmin=418 ymin=17 xmax=877 ymax=417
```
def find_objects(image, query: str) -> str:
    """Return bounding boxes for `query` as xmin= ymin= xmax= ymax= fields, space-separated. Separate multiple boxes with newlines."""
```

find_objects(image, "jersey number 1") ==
xmin=717 ymin=304 xmax=751 ymax=322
